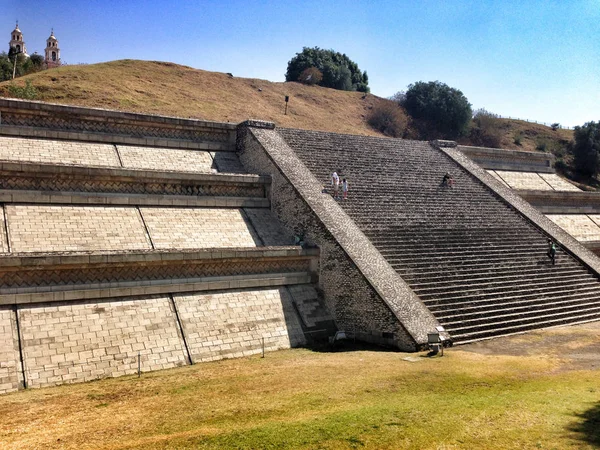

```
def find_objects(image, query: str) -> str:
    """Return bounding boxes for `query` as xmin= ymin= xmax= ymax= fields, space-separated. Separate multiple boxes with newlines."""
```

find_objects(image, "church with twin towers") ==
xmin=8 ymin=22 xmax=61 ymax=67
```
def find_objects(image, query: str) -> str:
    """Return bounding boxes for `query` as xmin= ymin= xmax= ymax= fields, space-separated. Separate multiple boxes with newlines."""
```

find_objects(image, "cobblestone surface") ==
xmin=18 ymin=296 xmax=188 ymax=388
xmin=141 ymin=207 xmax=258 ymax=249
xmin=117 ymin=145 xmax=214 ymax=173
xmin=174 ymin=287 xmax=305 ymax=363
xmin=6 ymin=205 xmax=152 ymax=252
xmin=0 ymin=136 xmax=121 ymax=167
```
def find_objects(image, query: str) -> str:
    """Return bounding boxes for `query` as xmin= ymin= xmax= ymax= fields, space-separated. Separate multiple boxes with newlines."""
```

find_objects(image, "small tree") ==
xmin=403 ymin=81 xmax=472 ymax=139
xmin=285 ymin=47 xmax=369 ymax=92
xmin=573 ymin=121 xmax=600 ymax=177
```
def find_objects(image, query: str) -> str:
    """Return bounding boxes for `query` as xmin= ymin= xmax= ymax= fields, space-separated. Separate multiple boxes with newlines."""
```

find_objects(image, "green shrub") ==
xmin=403 ymin=80 xmax=472 ymax=139
xmin=7 ymin=79 xmax=38 ymax=99
xmin=573 ymin=121 xmax=600 ymax=177
xmin=286 ymin=47 xmax=369 ymax=92
xmin=513 ymin=133 xmax=522 ymax=145
xmin=367 ymin=102 xmax=408 ymax=138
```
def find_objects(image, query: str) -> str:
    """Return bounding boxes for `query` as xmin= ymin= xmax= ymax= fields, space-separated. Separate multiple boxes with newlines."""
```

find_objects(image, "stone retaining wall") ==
xmin=0 ymin=98 xmax=236 ymax=151
xmin=459 ymin=145 xmax=554 ymax=173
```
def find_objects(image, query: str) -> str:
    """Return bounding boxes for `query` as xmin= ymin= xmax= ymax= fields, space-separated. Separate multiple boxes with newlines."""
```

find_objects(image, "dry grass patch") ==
xmin=0 ymin=59 xmax=573 ymax=153
xmin=0 ymin=345 xmax=599 ymax=449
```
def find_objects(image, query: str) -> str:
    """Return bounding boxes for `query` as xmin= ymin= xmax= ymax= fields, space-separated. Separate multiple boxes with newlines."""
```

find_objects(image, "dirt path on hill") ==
xmin=459 ymin=321 xmax=600 ymax=371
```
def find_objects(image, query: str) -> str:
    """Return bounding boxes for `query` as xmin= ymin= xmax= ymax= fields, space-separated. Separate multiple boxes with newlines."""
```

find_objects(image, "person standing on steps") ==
xmin=331 ymin=170 xmax=340 ymax=199
xmin=547 ymin=239 xmax=557 ymax=265
xmin=342 ymin=178 xmax=349 ymax=200
xmin=441 ymin=172 xmax=454 ymax=188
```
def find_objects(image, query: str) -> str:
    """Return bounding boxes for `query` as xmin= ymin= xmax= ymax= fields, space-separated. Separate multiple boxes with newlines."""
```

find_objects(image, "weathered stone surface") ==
xmin=243 ymin=208 xmax=295 ymax=246
xmin=547 ymin=215 xmax=600 ymax=242
xmin=538 ymin=173 xmax=581 ymax=192
xmin=0 ymin=136 xmax=120 ymax=167
xmin=117 ymin=145 xmax=214 ymax=173
xmin=18 ymin=296 xmax=188 ymax=388
xmin=486 ymin=170 xmax=510 ymax=188
xmin=6 ymin=205 xmax=152 ymax=252
xmin=494 ymin=170 xmax=553 ymax=190
xmin=0 ymin=307 xmax=21 ymax=394
xmin=174 ymin=287 xmax=305 ymax=363
xmin=141 ymin=207 xmax=259 ymax=249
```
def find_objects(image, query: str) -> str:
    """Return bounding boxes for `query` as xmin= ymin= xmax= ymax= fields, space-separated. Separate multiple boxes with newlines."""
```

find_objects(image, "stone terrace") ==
xmin=0 ymin=102 xmax=335 ymax=394
xmin=278 ymin=128 xmax=600 ymax=343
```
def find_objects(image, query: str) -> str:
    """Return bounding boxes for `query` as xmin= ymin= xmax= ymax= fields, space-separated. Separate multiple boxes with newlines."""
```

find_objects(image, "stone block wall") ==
xmin=2 ymin=205 xmax=297 ymax=253
xmin=0 ymin=307 xmax=21 ymax=394
xmin=174 ymin=287 xmax=305 ymax=363
xmin=18 ymin=296 xmax=188 ymax=388
xmin=141 ymin=207 xmax=260 ymax=249
xmin=6 ymin=205 xmax=152 ymax=252
xmin=0 ymin=136 xmax=121 ymax=167
xmin=237 ymin=123 xmax=426 ymax=350
xmin=116 ymin=145 xmax=215 ymax=173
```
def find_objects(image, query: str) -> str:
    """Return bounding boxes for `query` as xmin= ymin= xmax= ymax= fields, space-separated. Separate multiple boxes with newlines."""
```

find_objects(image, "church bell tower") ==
xmin=44 ymin=29 xmax=61 ymax=68
xmin=9 ymin=22 xmax=28 ymax=56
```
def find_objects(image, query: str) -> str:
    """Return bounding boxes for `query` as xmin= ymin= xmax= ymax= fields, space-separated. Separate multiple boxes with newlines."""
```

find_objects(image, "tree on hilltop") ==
xmin=285 ymin=47 xmax=369 ymax=93
xmin=573 ymin=121 xmax=600 ymax=177
xmin=403 ymin=81 xmax=472 ymax=139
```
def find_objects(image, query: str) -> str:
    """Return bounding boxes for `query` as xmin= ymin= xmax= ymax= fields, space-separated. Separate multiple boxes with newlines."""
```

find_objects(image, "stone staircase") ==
xmin=278 ymin=128 xmax=600 ymax=344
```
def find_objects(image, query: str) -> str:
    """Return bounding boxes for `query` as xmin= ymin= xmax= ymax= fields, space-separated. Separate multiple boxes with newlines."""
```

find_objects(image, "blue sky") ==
xmin=3 ymin=0 xmax=599 ymax=127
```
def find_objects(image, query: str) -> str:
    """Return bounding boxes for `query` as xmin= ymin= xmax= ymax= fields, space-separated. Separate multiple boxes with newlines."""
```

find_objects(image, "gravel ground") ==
xmin=459 ymin=321 xmax=600 ymax=371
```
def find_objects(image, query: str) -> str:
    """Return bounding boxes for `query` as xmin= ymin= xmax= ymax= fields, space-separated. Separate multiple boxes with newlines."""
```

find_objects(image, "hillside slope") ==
xmin=0 ymin=59 xmax=572 ymax=152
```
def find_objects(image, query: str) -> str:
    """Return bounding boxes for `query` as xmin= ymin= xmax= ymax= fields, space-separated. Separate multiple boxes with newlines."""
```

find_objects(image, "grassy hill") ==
xmin=0 ymin=59 xmax=573 ymax=154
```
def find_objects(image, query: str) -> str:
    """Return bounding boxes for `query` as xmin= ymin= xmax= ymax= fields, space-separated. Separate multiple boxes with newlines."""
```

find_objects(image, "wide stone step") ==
xmin=437 ymin=293 xmax=600 ymax=322
xmin=420 ymin=280 xmax=600 ymax=304
xmin=412 ymin=272 xmax=593 ymax=296
xmin=386 ymin=251 xmax=555 ymax=267
xmin=441 ymin=298 xmax=600 ymax=328
xmin=448 ymin=308 xmax=600 ymax=342
xmin=395 ymin=259 xmax=580 ymax=278
xmin=425 ymin=284 xmax=600 ymax=311
xmin=431 ymin=290 xmax=600 ymax=318
xmin=383 ymin=246 xmax=554 ymax=262
xmin=408 ymin=268 xmax=587 ymax=290
xmin=401 ymin=265 xmax=581 ymax=285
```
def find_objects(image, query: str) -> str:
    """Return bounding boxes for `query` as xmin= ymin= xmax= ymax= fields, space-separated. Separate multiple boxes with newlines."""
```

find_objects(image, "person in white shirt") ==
xmin=331 ymin=171 xmax=340 ymax=199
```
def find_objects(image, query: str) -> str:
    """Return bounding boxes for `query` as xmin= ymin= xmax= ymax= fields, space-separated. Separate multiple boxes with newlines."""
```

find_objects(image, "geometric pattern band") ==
xmin=1 ymin=112 xmax=230 ymax=143
xmin=0 ymin=174 xmax=265 ymax=197
xmin=0 ymin=258 xmax=310 ymax=290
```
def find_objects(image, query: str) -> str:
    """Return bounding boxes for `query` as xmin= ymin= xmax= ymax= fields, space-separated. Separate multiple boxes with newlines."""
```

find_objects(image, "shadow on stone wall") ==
xmin=569 ymin=402 xmax=600 ymax=446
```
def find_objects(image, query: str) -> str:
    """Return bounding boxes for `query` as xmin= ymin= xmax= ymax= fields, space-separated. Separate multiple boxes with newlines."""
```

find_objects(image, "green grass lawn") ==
xmin=1 ymin=343 xmax=599 ymax=449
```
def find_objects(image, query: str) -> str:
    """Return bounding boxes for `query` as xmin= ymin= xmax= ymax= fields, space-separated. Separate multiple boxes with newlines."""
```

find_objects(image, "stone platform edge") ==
xmin=0 ymin=160 xmax=270 ymax=184
xmin=0 ymin=98 xmax=237 ymax=150
xmin=238 ymin=124 xmax=442 ymax=350
xmin=458 ymin=145 xmax=554 ymax=173
xmin=437 ymin=142 xmax=600 ymax=276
